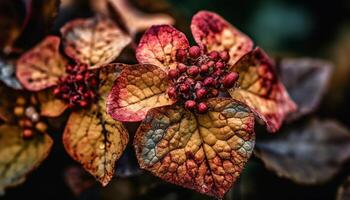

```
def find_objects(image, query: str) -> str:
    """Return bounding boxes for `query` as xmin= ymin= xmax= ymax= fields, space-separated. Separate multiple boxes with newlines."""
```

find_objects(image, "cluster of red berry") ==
xmin=14 ymin=96 xmax=48 ymax=139
xmin=53 ymin=64 xmax=98 ymax=108
xmin=167 ymin=46 xmax=238 ymax=113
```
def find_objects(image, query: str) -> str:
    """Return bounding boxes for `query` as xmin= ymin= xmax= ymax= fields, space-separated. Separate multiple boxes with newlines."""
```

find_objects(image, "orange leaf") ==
xmin=191 ymin=11 xmax=253 ymax=65
xmin=136 ymin=25 xmax=190 ymax=72
xmin=107 ymin=64 xmax=174 ymax=122
xmin=0 ymin=125 xmax=53 ymax=195
xmin=229 ymin=48 xmax=297 ymax=132
xmin=134 ymin=98 xmax=255 ymax=198
xmin=63 ymin=64 xmax=129 ymax=186
xmin=16 ymin=36 xmax=67 ymax=91
xmin=37 ymin=89 xmax=68 ymax=117
xmin=60 ymin=17 xmax=131 ymax=69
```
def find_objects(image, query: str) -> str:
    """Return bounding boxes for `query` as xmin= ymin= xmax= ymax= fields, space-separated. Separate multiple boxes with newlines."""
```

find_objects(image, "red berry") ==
xmin=203 ymin=77 xmax=215 ymax=87
xmin=223 ymin=72 xmax=239 ymax=88
xmin=187 ymin=66 xmax=199 ymax=77
xmin=189 ymin=46 xmax=201 ymax=59
xmin=213 ymin=69 xmax=223 ymax=77
xmin=79 ymin=100 xmax=88 ymax=107
xmin=196 ymin=88 xmax=208 ymax=99
xmin=90 ymin=78 xmax=98 ymax=87
xmin=210 ymin=89 xmax=219 ymax=97
xmin=176 ymin=49 xmax=187 ymax=62
xmin=207 ymin=60 xmax=215 ymax=67
xmin=200 ymin=64 xmax=209 ymax=74
xmin=76 ymin=74 xmax=84 ymax=81
xmin=197 ymin=102 xmax=208 ymax=113
xmin=179 ymin=84 xmax=190 ymax=93
xmin=185 ymin=77 xmax=195 ymax=85
xmin=167 ymin=87 xmax=177 ymax=99
xmin=220 ymin=51 xmax=230 ymax=62
xmin=23 ymin=129 xmax=33 ymax=139
xmin=185 ymin=100 xmax=196 ymax=110
xmin=215 ymin=61 xmax=225 ymax=69
xmin=177 ymin=63 xmax=188 ymax=73
xmin=209 ymin=51 xmax=220 ymax=61
xmin=168 ymin=69 xmax=179 ymax=79
xmin=53 ymin=88 xmax=60 ymax=96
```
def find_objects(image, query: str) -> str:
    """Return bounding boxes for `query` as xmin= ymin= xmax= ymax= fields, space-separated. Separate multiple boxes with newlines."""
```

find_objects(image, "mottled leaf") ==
xmin=0 ymin=125 xmax=53 ymax=195
xmin=278 ymin=58 xmax=332 ymax=121
xmin=63 ymin=64 xmax=129 ymax=186
xmin=337 ymin=176 xmax=350 ymax=200
xmin=0 ymin=59 xmax=22 ymax=90
xmin=107 ymin=64 xmax=174 ymax=122
xmin=191 ymin=11 xmax=253 ymax=65
xmin=16 ymin=36 xmax=67 ymax=91
xmin=134 ymin=98 xmax=255 ymax=198
xmin=37 ymin=89 xmax=68 ymax=117
xmin=255 ymin=119 xmax=350 ymax=185
xmin=60 ymin=17 xmax=131 ymax=69
xmin=229 ymin=48 xmax=297 ymax=132
xmin=136 ymin=25 xmax=190 ymax=72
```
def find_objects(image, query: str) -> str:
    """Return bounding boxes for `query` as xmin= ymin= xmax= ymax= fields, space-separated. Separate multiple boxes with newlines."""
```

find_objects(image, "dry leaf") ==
xmin=136 ymin=25 xmax=190 ymax=72
xmin=255 ymin=119 xmax=350 ymax=185
xmin=0 ymin=58 xmax=22 ymax=90
xmin=278 ymin=58 xmax=332 ymax=121
xmin=0 ymin=83 xmax=17 ymax=122
xmin=191 ymin=11 xmax=253 ymax=65
xmin=0 ymin=125 xmax=53 ymax=195
xmin=134 ymin=98 xmax=255 ymax=198
xmin=16 ymin=36 xmax=67 ymax=91
xmin=60 ymin=17 xmax=131 ymax=69
xmin=107 ymin=64 xmax=174 ymax=122
xmin=63 ymin=64 xmax=129 ymax=186
xmin=37 ymin=89 xmax=68 ymax=117
xmin=229 ymin=48 xmax=297 ymax=132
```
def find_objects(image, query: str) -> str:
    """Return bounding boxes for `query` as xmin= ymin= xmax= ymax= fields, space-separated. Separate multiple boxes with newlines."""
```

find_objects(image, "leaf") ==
xmin=0 ymin=58 xmax=22 ymax=90
xmin=136 ymin=25 xmax=190 ymax=72
xmin=108 ymin=0 xmax=174 ymax=37
xmin=228 ymin=48 xmax=297 ymax=132
xmin=255 ymin=119 xmax=350 ymax=185
xmin=63 ymin=64 xmax=129 ymax=186
xmin=191 ymin=11 xmax=253 ymax=65
xmin=37 ymin=89 xmax=68 ymax=117
xmin=134 ymin=98 xmax=255 ymax=198
xmin=107 ymin=64 xmax=174 ymax=122
xmin=16 ymin=36 xmax=67 ymax=91
xmin=278 ymin=58 xmax=332 ymax=121
xmin=337 ymin=176 xmax=350 ymax=200
xmin=60 ymin=17 xmax=131 ymax=69
xmin=0 ymin=125 xmax=53 ymax=195
xmin=0 ymin=83 xmax=17 ymax=122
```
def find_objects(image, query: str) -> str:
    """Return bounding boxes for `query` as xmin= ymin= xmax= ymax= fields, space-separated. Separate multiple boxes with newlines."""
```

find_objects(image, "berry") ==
xmin=14 ymin=107 xmax=24 ymax=117
xmin=179 ymin=84 xmax=190 ymax=93
xmin=177 ymin=63 xmax=187 ymax=73
xmin=187 ymin=66 xmax=199 ymax=77
xmin=200 ymin=64 xmax=209 ymax=74
xmin=168 ymin=69 xmax=179 ymax=79
xmin=76 ymin=74 xmax=84 ymax=81
xmin=176 ymin=49 xmax=187 ymax=62
xmin=207 ymin=60 xmax=215 ymax=67
xmin=203 ymin=77 xmax=215 ymax=87
xmin=210 ymin=89 xmax=219 ymax=97
xmin=79 ymin=100 xmax=88 ymax=107
xmin=208 ymin=51 xmax=220 ymax=61
xmin=23 ymin=129 xmax=33 ymax=139
xmin=223 ymin=72 xmax=239 ymax=88
xmin=196 ymin=88 xmax=207 ymax=99
xmin=197 ymin=102 xmax=208 ymax=113
xmin=53 ymin=88 xmax=61 ymax=96
xmin=167 ymin=87 xmax=177 ymax=99
xmin=185 ymin=100 xmax=196 ymax=110
xmin=16 ymin=97 xmax=26 ymax=105
xmin=35 ymin=122 xmax=48 ymax=133
xmin=220 ymin=51 xmax=230 ymax=62
xmin=215 ymin=61 xmax=225 ymax=69
xmin=189 ymin=46 xmax=201 ymax=59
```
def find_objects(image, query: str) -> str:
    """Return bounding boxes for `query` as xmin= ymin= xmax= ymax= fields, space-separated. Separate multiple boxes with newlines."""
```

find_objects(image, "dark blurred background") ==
xmin=2 ymin=0 xmax=350 ymax=199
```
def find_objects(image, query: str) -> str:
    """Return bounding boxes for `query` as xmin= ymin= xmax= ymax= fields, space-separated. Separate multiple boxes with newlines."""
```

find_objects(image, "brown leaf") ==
xmin=60 ymin=17 xmax=131 ymax=69
xmin=91 ymin=0 xmax=174 ymax=37
xmin=16 ymin=36 xmax=67 ymax=91
xmin=255 ymin=119 xmax=350 ymax=185
xmin=278 ymin=58 xmax=333 ymax=121
xmin=107 ymin=64 xmax=174 ymax=122
xmin=37 ymin=89 xmax=68 ymax=117
xmin=134 ymin=98 xmax=255 ymax=198
xmin=229 ymin=48 xmax=297 ymax=132
xmin=0 ymin=83 xmax=17 ymax=122
xmin=63 ymin=64 xmax=129 ymax=186
xmin=0 ymin=125 xmax=53 ymax=195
